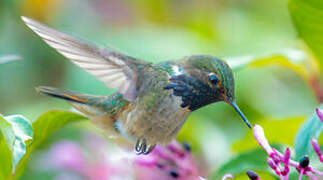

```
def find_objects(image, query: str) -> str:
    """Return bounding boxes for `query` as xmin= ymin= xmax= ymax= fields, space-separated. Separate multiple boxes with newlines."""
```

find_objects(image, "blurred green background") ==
xmin=0 ymin=0 xmax=321 ymax=179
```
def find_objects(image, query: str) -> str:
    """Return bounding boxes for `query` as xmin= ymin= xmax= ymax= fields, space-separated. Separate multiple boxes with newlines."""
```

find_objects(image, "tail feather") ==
xmin=36 ymin=86 xmax=109 ymax=117
xmin=36 ymin=86 xmax=87 ymax=104
xmin=37 ymin=86 xmax=132 ymax=145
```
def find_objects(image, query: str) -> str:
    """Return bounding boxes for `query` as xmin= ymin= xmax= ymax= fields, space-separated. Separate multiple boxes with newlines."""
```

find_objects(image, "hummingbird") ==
xmin=22 ymin=16 xmax=251 ymax=155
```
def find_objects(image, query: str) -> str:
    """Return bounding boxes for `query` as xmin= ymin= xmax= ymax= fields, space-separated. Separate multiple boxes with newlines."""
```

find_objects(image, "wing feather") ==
xmin=22 ymin=16 xmax=146 ymax=101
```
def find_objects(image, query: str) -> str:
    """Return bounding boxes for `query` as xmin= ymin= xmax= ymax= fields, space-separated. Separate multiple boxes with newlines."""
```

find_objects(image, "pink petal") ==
xmin=134 ymin=141 xmax=201 ymax=180
xmin=267 ymin=157 xmax=280 ymax=176
xmin=253 ymin=124 xmax=274 ymax=156
xmin=316 ymin=108 xmax=323 ymax=123
xmin=311 ymin=138 xmax=323 ymax=163
xmin=281 ymin=148 xmax=290 ymax=176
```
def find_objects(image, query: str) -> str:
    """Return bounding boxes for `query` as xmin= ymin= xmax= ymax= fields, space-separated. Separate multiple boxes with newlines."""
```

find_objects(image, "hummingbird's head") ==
xmin=181 ymin=55 xmax=251 ymax=128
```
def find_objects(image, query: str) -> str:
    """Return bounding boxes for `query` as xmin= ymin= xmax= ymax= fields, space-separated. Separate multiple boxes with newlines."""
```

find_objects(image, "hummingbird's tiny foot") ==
xmin=142 ymin=140 xmax=147 ymax=153
xmin=135 ymin=139 xmax=143 ymax=152
xmin=143 ymin=144 xmax=156 ymax=155
xmin=135 ymin=138 xmax=149 ymax=155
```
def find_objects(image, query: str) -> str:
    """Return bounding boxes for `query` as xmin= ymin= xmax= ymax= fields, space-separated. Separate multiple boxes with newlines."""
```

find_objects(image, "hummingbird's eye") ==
xmin=208 ymin=73 xmax=218 ymax=84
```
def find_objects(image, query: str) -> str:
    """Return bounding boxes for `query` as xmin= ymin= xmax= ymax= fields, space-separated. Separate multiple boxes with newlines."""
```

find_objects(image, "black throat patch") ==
xmin=164 ymin=74 xmax=222 ymax=111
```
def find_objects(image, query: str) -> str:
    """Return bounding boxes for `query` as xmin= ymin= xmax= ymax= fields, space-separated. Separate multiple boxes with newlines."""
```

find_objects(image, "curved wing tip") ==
xmin=21 ymin=16 xmax=30 ymax=23
xmin=21 ymin=16 xmax=35 ymax=29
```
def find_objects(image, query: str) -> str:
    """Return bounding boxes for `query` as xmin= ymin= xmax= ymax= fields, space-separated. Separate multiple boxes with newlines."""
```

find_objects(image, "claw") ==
xmin=135 ymin=138 xmax=147 ymax=155
xmin=135 ymin=139 xmax=143 ymax=152
xmin=141 ymin=139 xmax=147 ymax=153
xmin=143 ymin=144 xmax=156 ymax=155
xmin=135 ymin=139 xmax=156 ymax=155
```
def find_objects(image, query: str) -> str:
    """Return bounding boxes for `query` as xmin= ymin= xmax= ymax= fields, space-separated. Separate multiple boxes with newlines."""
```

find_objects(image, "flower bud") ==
xmin=316 ymin=108 xmax=323 ymax=123
xmin=253 ymin=124 xmax=274 ymax=156
xmin=247 ymin=171 xmax=260 ymax=180
xmin=311 ymin=138 xmax=323 ymax=162
xmin=299 ymin=155 xmax=309 ymax=168
xmin=281 ymin=148 xmax=290 ymax=176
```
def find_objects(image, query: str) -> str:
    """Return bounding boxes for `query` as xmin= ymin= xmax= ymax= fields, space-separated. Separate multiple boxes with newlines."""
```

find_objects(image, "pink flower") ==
xmin=134 ymin=141 xmax=202 ymax=180
xmin=37 ymin=133 xmax=204 ymax=180
xmin=311 ymin=138 xmax=323 ymax=163
xmin=253 ymin=124 xmax=274 ymax=156
xmin=48 ymin=141 xmax=86 ymax=173
xmin=250 ymin=124 xmax=323 ymax=180
xmin=267 ymin=157 xmax=280 ymax=176
xmin=316 ymin=108 xmax=323 ymax=123
xmin=281 ymin=148 xmax=290 ymax=176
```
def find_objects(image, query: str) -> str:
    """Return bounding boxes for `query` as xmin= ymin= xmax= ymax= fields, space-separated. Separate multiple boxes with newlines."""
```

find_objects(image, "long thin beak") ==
xmin=228 ymin=100 xmax=251 ymax=129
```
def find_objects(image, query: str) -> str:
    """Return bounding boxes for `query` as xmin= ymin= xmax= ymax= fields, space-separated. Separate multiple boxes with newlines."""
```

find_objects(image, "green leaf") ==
xmin=289 ymin=0 xmax=323 ymax=67
xmin=0 ymin=114 xmax=32 ymax=177
xmin=0 ymin=115 xmax=15 ymax=150
xmin=210 ymin=148 xmax=276 ymax=180
xmin=0 ymin=132 xmax=12 ymax=180
xmin=3 ymin=115 xmax=32 ymax=173
xmin=294 ymin=108 xmax=323 ymax=159
xmin=31 ymin=110 xmax=86 ymax=148
xmin=13 ymin=110 xmax=86 ymax=179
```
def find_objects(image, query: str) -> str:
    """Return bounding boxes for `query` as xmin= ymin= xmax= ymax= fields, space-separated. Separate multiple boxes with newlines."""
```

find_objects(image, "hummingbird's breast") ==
xmin=119 ymin=64 xmax=191 ymax=145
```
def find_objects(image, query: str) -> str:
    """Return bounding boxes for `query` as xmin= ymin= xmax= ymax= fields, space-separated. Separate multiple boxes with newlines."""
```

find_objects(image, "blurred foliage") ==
xmin=0 ymin=111 xmax=85 ymax=180
xmin=289 ymin=0 xmax=323 ymax=69
xmin=14 ymin=111 xmax=86 ymax=179
xmin=210 ymin=148 xmax=276 ymax=179
xmin=0 ymin=0 xmax=323 ymax=179
xmin=0 ymin=55 xmax=22 ymax=64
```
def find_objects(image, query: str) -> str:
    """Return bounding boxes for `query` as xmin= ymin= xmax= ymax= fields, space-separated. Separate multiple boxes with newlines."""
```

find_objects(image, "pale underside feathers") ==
xmin=21 ymin=16 xmax=141 ymax=101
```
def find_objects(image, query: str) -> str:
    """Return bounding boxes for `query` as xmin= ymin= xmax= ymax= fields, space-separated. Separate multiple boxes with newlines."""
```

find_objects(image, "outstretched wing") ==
xmin=22 ymin=16 xmax=146 ymax=101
